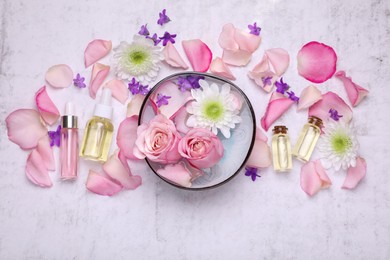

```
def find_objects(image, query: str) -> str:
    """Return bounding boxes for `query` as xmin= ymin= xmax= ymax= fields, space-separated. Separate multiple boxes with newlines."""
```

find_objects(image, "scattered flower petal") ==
xmin=146 ymin=33 xmax=161 ymax=46
xmin=210 ymin=57 xmax=236 ymax=80
xmin=86 ymin=170 xmax=123 ymax=196
xmin=218 ymin=23 xmax=239 ymax=51
xmin=265 ymin=48 xmax=290 ymax=76
xmin=48 ymin=125 xmax=61 ymax=147
xmin=174 ymin=106 xmax=190 ymax=134
xmin=156 ymin=93 xmax=171 ymax=107
xmin=297 ymin=41 xmax=337 ymax=83
xmin=234 ymin=28 xmax=262 ymax=53
xmin=156 ymin=163 xmax=193 ymax=188
xmin=342 ymin=157 xmax=367 ymax=189
xmin=261 ymin=92 xmax=295 ymax=131
xmin=328 ymin=108 xmax=343 ymax=121
xmin=157 ymin=9 xmax=171 ymax=26
xmin=35 ymin=86 xmax=60 ymax=125
xmin=248 ymin=55 xmax=276 ymax=92
xmin=300 ymin=160 xmax=331 ymax=196
xmin=116 ymin=115 xmax=140 ymax=160
xmin=222 ymin=49 xmax=252 ymax=67
xmin=297 ymin=85 xmax=322 ymax=111
xmin=127 ymin=94 xmax=145 ymax=117
xmin=73 ymin=73 xmax=86 ymax=88
xmin=275 ymin=77 xmax=289 ymax=94
xmin=159 ymin=31 xmax=176 ymax=46
xmin=128 ymin=77 xmax=141 ymax=95
xmin=26 ymin=149 xmax=52 ymax=188
xmin=45 ymin=64 xmax=74 ymax=88
xmin=335 ymin=71 xmax=369 ymax=107
xmin=138 ymin=24 xmax=150 ymax=36
xmin=246 ymin=128 xmax=272 ymax=168
xmin=163 ymin=41 xmax=189 ymax=69
xmin=84 ymin=39 xmax=112 ymax=68
xmin=245 ymin=166 xmax=261 ymax=181
xmin=248 ymin=22 xmax=261 ymax=36
xmin=182 ymin=39 xmax=213 ymax=72
xmin=6 ymin=109 xmax=47 ymax=150
xmin=186 ymin=75 xmax=204 ymax=89
xmin=103 ymin=79 xmax=129 ymax=104
xmin=36 ymin=135 xmax=55 ymax=171
xmin=287 ymin=91 xmax=299 ymax=102
xmin=89 ymin=63 xmax=110 ymax=99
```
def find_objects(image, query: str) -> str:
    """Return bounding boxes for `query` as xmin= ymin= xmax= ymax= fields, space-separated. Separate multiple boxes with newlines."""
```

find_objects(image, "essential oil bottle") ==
xmin=272 ymin=126 xmax=292 ymax=172
xmin=79 ymin=88 xmax=114 ymax=162
xmin=292 ymin=116 xmax=323 ymax=162
xmin=60 ymin=102 xmax=78 ymax=180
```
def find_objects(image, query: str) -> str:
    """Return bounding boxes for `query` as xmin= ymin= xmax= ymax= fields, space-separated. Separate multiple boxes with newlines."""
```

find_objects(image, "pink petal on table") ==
xmin=265 ymin=48 xmax=290 ymax=76
xmin=297 ymin=85 xmax=322 ymax=111
xmin=26 ymin=149 xmax=52 ymax=188
xmin=86 ymin=170 xmax=123 ymax=196
xmin=127 ymin=94 xmax=145 ymax=117
xmin=246 ymin=137 xmax=272 ymax=168
xmin=255 ymin=127 xmax=268 ymax=142
xmin=297 ymin=41 xmax=337 ymax=83
xmin=150 ymin=81 xmax=193 ymax=119
xmin=218 ymin=23 xmax=239 ymax=51
xmin=174 ymin=106 xmax=190 ymax=134
xmin=342 ymin=157 xmax=367 ymax=189
xmin=36 ymin=136 xmax=55 ymax=171
xmin=210 ymin=57 xmax=236 ymax=80
xmin=309 ymin=91 xmax=352 ymax=124
xmin=5 ymin=109 xmax=47 ymax=150
xmin=248 ymin=55 xmax=276 ymax=92
xmin=335 ymin=71 xmax=369 ymax=107
xmin=45 ymin=64 xmax=74 ymax=88
xmin=103 ymin=79 xmax=128 ymax=104
xmin=35 ymin=86 xmax=60 ymax=125
xmin=261 ymin=92 xmax=295 ymax=131
xmin=222 ymin=49 xmax=252 ymax=66
xmin=84 ymin=39 xmax=112 ymax=68
xmin=231 ymin=91 xmax=243 ymax=111
xmin=156 ymin=163 xmax=193 ymax=188
xmin=314 ymin=160 xmax=332 ymax=189
xmin=117 ymin=115 xmax=140 ymax=160
xmin=89 ymin=63 xmax=110 ymax=99
xmin=234 ymin=28 xmax=262 ymax=53
xmin=103 ymin=150 xmax=142 ymax=190
xmin=252 ymin=54 xmax=270 ymax=73
xmin=163 ymin=41 xmax=189 ymax=69
xmin=182 ymin=39 xmax=212 ymax=72
xmin=300 ymin=160 xmax=331 ymax=196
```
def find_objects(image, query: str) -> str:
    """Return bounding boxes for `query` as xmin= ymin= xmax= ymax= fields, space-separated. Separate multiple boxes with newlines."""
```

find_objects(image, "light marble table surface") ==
xmin=1 ymin=0 xmax=389 ymax=259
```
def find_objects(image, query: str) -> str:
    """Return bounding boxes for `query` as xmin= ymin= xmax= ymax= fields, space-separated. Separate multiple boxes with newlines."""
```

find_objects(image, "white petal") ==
xmin=220 ymin=126 xmax=231 ymax=138
xmin=186 ymin=115 xmax=198 ymax=127
xmin=221 ymin=83 xmax=231 ymax=95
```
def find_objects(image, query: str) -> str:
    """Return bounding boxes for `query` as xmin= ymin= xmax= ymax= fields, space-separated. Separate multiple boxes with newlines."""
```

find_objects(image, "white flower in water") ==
xmin=186 ymin=80 xmax=242 ymax=138
xmin=319 ymin=121 xmax=359 ymax=171
xmin=112 ymin=35 xmax=163 ymax=84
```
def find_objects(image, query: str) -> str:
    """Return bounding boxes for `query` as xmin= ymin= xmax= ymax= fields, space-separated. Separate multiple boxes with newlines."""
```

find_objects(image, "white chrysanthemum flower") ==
xmin=319 ymin=121 xmax=359 ymax=171
xmin=186 ymin=80 xmax=242 ymax=138
xmin=112 ymin=35 xmax=163 ymax=84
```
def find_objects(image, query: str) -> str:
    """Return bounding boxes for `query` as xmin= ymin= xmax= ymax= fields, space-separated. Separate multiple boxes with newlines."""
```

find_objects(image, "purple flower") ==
xmin=159 ymin=31 xmax=176 ymax=46
xmin=262 ymin=76 xmax=273 ymax=86
xmin=138 ymin=24 xmax=150 ymax=36
xmin=48 ymin=125 xmax=61 ymax=147
xmin=73 ymin=73 xmax=86 ymax=88
xmin=146 ymin=33 xmax=161 ymax=46
xmin=157 ymin=9 xmax=171 ymax=26
xmin=245 ymin=166 xmax=261 ymax=182
xmin=275 ymin=77 xmax=289 ymax=94
xmin=139 ymin=84 xmax=150 ymax=96
xmin=177 ymin=76 xmax=193 ymax=92
xmin=187 ymin=75 xmax=204 ymax=89
xmin=156 ymin=93 xmax=171 ymax=107
xmin=287 ymin=91 xmax=299 ymax=102
xmin=248 ymin=22 xmax=261 ymax=36
xmin=329 ymin=108 xmax=343 ymax=121
xmin=128 ymin=78 xmax=140 ymax=95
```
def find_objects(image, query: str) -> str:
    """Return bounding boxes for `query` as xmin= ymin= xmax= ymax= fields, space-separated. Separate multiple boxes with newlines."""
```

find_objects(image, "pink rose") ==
xmin=134 ymin=114 xmax=181 ymax=164
xmin=178 ymin=128 xmax=224 ymax=168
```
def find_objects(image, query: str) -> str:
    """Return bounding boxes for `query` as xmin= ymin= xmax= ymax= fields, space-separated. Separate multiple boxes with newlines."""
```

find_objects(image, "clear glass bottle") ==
xmin=60 ymin=102 xmax=78 ymax=180
xmin=79 ymin=88 xmax=114 ymax=162
xmin=272 ymin=126 xmax=292 ymax=172
xmin=292 ymin=116 xmax=323 ymax=162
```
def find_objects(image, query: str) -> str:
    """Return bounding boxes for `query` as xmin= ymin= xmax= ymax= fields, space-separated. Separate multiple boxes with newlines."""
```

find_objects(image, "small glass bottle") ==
xmin=272 ymin=126 xmax=292 ymax=172
xmin=292 ymin=116 xmax=323 ymax=162
xmin=60 ymin=102 xmax=78 ymax=180
xmin=79 ymin=88 xmax=114 ymax=162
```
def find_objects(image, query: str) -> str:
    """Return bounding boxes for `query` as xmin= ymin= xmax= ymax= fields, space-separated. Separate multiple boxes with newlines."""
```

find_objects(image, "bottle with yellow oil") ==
xmin=272 ymin=126 xmax=292 ymax=172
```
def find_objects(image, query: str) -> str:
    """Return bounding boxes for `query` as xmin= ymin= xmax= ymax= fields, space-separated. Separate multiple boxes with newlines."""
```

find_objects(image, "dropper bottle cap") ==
xmin=62 ymin=102 xmax=78 ymax=128
xmin=93 ymin=88 xmax=113 ymax=119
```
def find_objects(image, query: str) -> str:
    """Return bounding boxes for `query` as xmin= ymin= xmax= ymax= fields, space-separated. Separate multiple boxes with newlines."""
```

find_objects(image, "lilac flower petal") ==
xmin=73 ymin=73 xmax=86 ymax=88
xmin=248 ymin=22 xmax=261 ymax=36
xmin=159 ymin=31 xmax=176 ymax=46
xmin=156 ymin=94 xmax=171 ymax=107
xmin=262 ymin=76 xmax=273 ymax=86
xmin=287 ymin=91 xmax=300 ymax=102
xmin=138 ymin=24 xmax=150 ymax=36
xmin=177 ymin=76 xmax=192 ymax=92
xmin=48 ymin=125 xmax=61 ymax=147
xmin=139 ymin=84 xmax=150 ymax=96
xmin=329 ymin=108 xmax=343 ymax=121
xmin=275 ymin=77 xmax=289 ymax=94
xmin=157 ymin=9 xmax=171 ymax=26
xmin=187 ymin=75 xmax=205 ymax=89
xmin=147 ymin=33 xmax=161 ymax=46
xmin=128 ymin=78 xmax=140 ymax=95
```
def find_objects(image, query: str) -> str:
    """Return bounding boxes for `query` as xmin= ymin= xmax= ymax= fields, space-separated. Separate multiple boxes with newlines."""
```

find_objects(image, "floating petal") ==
xmin=335 ymin=71 xmax=369 ymax=107
xmin=103 ymin=79 xmax=128 ymax=104
xmin=222 ymin=49 xmax=252 ymax=67
xmin=261 ymin=92 xmax=295 ymax=131
xmin=86 ymin=170 xmax=123 ymax=196
xmin=174 ymin=106 xmax=190 ymax=134
xmin=35 ymin=86 xmax=60 ymax=125
xmin=116 ymin=115 xmax=139 ymax=160
xmin=89 ymin=63 xmax=110 ymax=99
xmin=265 ymin=48 xmax=290 ymax=76
xmin=45 ymin=64 xmax=74 ymax=88
xmin=210 ymin=57 xmax=236 ymax=80
xmin=297 ymin=85 xmax=322 ymax=111
xmin=182 ymin=39 xmax=212 ymax=72
xmin=84 ymin=39 xmax=112 ymax=68
xmin=163 ymin=41 xmax=189 ymax=69
xmin=26 ymin=149 xmax=52 ymax=188
xmin=300 ymin=160 xmax=331 ymax=196
xmin=156 ymin=163 xmax=193 ymax=188
xmin=342 ymin=157 xmax=367 ymax=189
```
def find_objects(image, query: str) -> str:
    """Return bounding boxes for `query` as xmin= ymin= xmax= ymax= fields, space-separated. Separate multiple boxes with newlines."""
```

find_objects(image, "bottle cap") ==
xmin=273 ymin=125 xmax=288 ymax=134
xmin=62 ymin=102 xmax=78 ymax=128
xmin=93 ymin=88 xmax=113 ymax=119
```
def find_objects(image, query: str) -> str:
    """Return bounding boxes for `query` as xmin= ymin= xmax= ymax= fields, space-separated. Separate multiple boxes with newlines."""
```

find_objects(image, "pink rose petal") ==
xmin=84 ymin=39 xmax=112 ymax=68
xmin=297 ymin=41 xmax=337 ymax=83
xmin=127 ymin=94 xmax=145 ymax=117
xmin=45 ymin=64 xmax=74 ymax=88
xmin=265 ymin=48 xmax=290 ymax=76
xmin=210 ymin=57 xmax=236 ymax=80
xmin=156 ymin=163 xmax=193 ymax=188
xmin=234 ymin=28 xmax=261 ymax=53
xmin=309 ymin=91 xmax=352 ymax=124
xmin=218 ymin=23 xmax=239 ymax=51
xmin=222 ymin=49 xmax=252 ymax=67
xmin=182 ymin=39 xmax=212 ymax=72
xmin=6 ymin=109 xmax=47 ymax=150
xmin=297 ymin=85 xmax=323 ymax=111
xmin=35 ymin=86 xmax=60 ymax=125
xmin=342 ymin=157 xmax=367 ymax=189
xmin=314 ymin=160 xmax=332 ymax=189
xmin=103 ymin=150 xmax=142 ymax=190
xmin=261 ymin=92 xmax=295 ymax=131
xmin=36 ymin=136 xmax=55 ymax=171
xmin=335 ymin=71 xmax=369 ymax=107
xmin=103 ymin=79 xmax=128 ymax=104
xmin=163 ymin=41 xmax=189 ymax=69
xmin=116 ymin=115 xmax=139 ymax=160
xmin=248 ymin=55 xmax=276 ymax=92
xmin=174 ymin=106 xmax=190 ymax=134
xmin=255 ymin=127 xmax=268 ymax=142
xmin=89 ymin=63 xmax=110 ymax=99
xmin=246 ymin=137 xmax=272 ymax=168
xmin=86 ymin=170 xmax=123 ymax=196
xmin=26 ymin=149 xmax=52 ymax=188
xmin=300 ymin=160 xmax=331 ymax=196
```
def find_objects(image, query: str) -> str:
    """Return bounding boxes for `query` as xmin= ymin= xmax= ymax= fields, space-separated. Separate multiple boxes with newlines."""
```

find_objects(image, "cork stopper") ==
xmin=308 ymin=116 xmax=323 ymax=128
xmin=273 ymin=125 xmax=288 ymax=134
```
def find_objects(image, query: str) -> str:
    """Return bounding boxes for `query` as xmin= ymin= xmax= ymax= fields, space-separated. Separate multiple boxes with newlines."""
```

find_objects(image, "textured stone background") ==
xmin=0 ymin=0 xmax=389 ymax=259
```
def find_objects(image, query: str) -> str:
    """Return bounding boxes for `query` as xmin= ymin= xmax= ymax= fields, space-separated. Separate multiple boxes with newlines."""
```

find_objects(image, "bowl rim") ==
xmin=138 ymin=72 xmax=256 ymax=191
